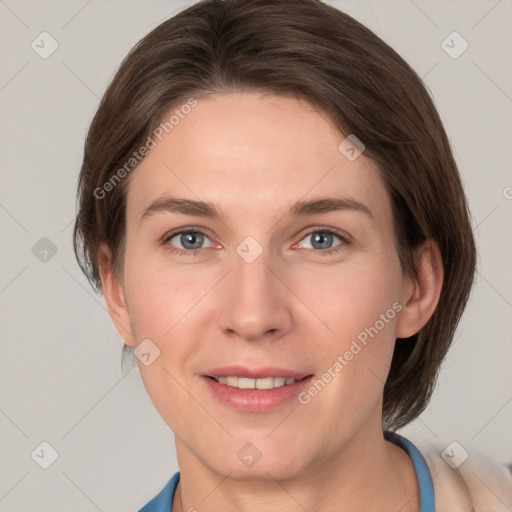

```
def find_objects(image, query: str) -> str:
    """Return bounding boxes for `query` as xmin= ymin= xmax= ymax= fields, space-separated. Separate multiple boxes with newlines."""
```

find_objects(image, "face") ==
xmin=109 ymin=92 xmax=414 ymax=480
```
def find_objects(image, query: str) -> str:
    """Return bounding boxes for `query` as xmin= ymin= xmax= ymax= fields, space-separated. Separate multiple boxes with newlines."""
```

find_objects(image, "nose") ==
xmin=217 ymin=247 xmax=293 ymax=342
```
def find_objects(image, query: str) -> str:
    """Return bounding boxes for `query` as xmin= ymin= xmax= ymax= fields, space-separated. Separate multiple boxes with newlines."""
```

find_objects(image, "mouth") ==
xmin=201 ymin=369 xmax=315 ymax=412
xmin=205 ymin=375 xmax=309 ymax=390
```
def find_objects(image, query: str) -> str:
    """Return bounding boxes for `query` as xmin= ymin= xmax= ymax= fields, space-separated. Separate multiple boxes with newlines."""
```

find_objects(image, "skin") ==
xmin=99 ymin=92 xmax=443 ymax=512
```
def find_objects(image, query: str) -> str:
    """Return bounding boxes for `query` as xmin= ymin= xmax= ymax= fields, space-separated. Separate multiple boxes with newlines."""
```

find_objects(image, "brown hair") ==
xmin=73 ymin=0 xmax=476 ymax=429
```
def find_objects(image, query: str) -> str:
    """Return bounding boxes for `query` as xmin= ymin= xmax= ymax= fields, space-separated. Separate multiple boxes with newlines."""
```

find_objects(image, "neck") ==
xmin=172 ymin=428 xmax=419 ymax=512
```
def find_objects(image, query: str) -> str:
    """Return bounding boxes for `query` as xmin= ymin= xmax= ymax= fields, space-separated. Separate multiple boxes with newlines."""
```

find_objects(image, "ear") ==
xmin=396 ymin=239 xmax=444 ymax=339
xmin=97 ymin=243 xmax=135 ymax=347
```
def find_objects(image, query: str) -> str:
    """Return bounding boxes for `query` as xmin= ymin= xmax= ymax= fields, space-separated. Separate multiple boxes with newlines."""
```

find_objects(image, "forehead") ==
xmin=126 ymin=92 xmax=390 ymax=222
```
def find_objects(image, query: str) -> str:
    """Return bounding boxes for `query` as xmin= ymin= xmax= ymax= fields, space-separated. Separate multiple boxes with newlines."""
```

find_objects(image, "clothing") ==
xmin=139 ymin=471 xmax=179 ymax=512
xmin=412 ymin=436 xmax=512 ymax=511
xmin=138 ymin=432 xmax=512 ymax=511
xmin=385 ymin=431 xmax=435 ymax=510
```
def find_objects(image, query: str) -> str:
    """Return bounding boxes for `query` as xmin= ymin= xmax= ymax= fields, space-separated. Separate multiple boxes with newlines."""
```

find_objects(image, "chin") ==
xmin=202 ymin=445 xmax=310 ymax=482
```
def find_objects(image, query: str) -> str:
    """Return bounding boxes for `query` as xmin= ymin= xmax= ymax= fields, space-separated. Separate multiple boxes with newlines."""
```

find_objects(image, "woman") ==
xmin=73 ymin=0 xmax=512 ymax=510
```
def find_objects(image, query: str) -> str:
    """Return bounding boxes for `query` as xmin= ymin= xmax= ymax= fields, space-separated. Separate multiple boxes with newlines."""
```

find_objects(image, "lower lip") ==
xmin=202 ymin=375 xmax=314 ymax=412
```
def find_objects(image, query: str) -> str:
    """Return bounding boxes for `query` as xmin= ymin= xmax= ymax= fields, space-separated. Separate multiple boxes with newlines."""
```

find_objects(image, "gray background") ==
xmin=1 ymin=0 xmax=511 ymax=510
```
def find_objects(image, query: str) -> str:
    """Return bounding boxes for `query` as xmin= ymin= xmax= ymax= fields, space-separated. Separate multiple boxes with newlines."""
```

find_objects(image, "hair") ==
xmin=73 ymin=0 xmax=476 ymax=430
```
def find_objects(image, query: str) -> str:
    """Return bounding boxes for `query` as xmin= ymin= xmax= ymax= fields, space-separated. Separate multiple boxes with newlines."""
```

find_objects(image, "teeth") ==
xmin=216 ymin=376 xmax=298 ymax=389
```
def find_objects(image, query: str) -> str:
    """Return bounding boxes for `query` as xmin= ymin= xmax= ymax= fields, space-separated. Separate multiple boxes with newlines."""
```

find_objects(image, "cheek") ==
xmin=122 ymin=243 xmax=212 ymax=338
xmin=295 ymin=255 xmax=402 ymax=342
xmin=292 ymin=256 xmax=403 ymax=402
xmin=121 ymin=249 xmax=210 ymax=430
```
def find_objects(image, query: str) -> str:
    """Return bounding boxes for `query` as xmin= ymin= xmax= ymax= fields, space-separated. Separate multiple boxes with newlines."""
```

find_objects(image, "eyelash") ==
xmin=162 ymin=227 xmax=351 ymax=257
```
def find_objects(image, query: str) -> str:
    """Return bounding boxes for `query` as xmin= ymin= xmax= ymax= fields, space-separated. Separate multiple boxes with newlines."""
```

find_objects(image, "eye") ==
xmin=162 ymin=228 xmax=350 ymax=257
xmin=163 ymin=229 xmax=215 ymax=255
xmin=296 ymin=229 xmax=349 ymax=254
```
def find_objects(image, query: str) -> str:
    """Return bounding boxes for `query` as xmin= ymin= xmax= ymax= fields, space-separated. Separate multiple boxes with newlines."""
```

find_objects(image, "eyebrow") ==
xmin=140 ymin=196 xmax=373 ymax=222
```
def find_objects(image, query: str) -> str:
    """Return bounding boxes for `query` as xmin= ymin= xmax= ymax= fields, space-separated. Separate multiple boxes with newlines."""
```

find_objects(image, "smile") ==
xmin=210 ymin=376 xmax=301 ymax=389
xmin=203 ymin=374 xmax=314 ymax=411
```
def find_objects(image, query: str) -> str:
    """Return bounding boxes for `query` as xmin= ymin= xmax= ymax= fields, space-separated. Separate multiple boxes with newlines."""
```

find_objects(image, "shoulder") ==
xmin=413 ymin=437 xmax=512 ymax=511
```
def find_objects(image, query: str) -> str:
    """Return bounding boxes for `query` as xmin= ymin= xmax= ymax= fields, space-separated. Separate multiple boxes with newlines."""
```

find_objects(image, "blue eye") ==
xmin=165 ymin=230 xmax=212 ymax=254
xmin=172 ymin=231 xmax=206 ymax=250
xmin=301 ymin=230 xmax=342 ymax=251
xmin=163 ymin=228 xmax=349 ymax=257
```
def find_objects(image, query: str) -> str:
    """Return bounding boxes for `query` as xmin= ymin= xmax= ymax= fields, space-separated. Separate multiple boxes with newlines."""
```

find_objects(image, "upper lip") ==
xmin=204 ymin=366 xmax=312 ymax=380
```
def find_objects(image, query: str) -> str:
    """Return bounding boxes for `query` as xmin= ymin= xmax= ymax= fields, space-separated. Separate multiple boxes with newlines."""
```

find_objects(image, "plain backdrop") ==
xmin=0 ymin=0 xmax=511 ymax=510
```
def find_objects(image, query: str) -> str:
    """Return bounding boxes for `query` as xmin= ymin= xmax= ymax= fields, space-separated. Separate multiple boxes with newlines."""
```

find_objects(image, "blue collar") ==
xmin=139 ymin=432 xmax=435 ymax=511
xmin=385 ymin=431 xmax=436 ymax=512
xmin=138 ymin=471 xmax=179 ymax=512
